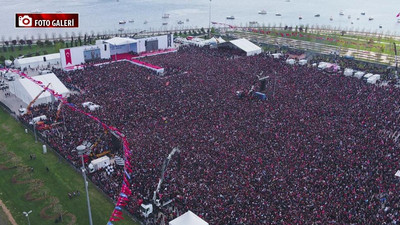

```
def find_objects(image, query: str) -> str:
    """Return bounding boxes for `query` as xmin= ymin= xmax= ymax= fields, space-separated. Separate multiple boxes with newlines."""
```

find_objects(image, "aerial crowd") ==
xmin=20 ymin=46 xmax=400 ymax=224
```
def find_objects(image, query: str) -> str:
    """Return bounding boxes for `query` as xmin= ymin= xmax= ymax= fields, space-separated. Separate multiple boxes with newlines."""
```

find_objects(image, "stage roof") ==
xmin=104 ymin=37 xmax=138 ymax=46
xmin=219 ymin=38 xmax=261 ymax=56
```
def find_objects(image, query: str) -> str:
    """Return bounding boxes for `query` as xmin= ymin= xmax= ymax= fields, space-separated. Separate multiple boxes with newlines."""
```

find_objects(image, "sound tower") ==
xmin=43 ymin=56 xmax=46 ymax=62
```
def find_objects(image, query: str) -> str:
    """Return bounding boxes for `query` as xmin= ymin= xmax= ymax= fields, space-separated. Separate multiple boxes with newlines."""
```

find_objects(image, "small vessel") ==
xmin=351 ymin=22 xmax=354 ymax=24
xmin=162 ymin=13 xmax=170 ymax=19
xmin=299 ymin=16 xmax=303 ymax=20
xmin=186 ymin=18 xmax=189 ymax=22
xmin=348 ymin=15 xmax=351 ymax=19
xmin=249 ymin=21 xmax=258 ymax=25
xmin=379 ymin=25 xmax=382 ymax=28
xmin=162 ymin=22 xmax=168 ymax=25
xmin=226 ymin=16 xmax=235 ymax=20
xmin=258 ymin=10 xmax=267 ymax=15
xmin=339 ymin=11 xmax=344 ymax=16
xmin=178 ymin=20 xmax=184 ymax=25
xmin=275 ymin=13 xmax=281 ymax=16
xmin=144 ymin=20 xmax=148 ymax=24
xmin=118 ymin=28 xmax=124 ymax=32
xmin=357 ymin=17 xmax=360 ymax=20
xmin=361 ymin=12 xmax=366 ymax=15
xmin=314 ymin=14 xmax=320 ymax=17
xmin=119 ymin=20 xmax=126 ymax=24
xmin=368 ymin=17 xmax=374 ymax=21
xmin=397 ymin=19 xmax=400 ymax=23
xmin=330 ymin=16 xmax=333 ymax=21
xmin=128 ymin=19 xmax=134 ymax=23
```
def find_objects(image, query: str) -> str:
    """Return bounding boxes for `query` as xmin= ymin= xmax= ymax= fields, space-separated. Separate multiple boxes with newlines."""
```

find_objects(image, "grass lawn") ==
xmin=0 ymin=108 xmax=139 ymax=225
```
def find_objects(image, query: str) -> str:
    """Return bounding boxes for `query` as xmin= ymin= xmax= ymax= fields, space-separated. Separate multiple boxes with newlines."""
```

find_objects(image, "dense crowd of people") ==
xmin=20 ymin=45 xmax=400 ymax=224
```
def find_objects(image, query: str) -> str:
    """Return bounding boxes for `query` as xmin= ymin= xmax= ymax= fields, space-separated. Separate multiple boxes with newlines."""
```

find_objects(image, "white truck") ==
xmin=88 ymin=156 xmax=110 ymax=173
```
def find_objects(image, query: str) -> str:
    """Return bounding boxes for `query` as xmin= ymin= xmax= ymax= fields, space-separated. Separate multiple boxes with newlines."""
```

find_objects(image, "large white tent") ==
xmin=169 ymin=211 xmax=208 ymax=225
xmin=103 ymin=37 xmax=138 ymax=46
xmin=14 ymin=53 xmax=60 ymax=70
xmin=9 ymin=73 xmax=69 ymax=106
xmin=219 ymin=38 xmax=262 ymax=56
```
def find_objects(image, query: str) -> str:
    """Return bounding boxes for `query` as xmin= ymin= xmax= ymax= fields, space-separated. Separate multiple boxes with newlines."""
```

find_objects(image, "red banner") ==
xmin=65 ymin=49 xmax=72 ymax=65
xmin=15 ymin=13 xmax=78 ymax=28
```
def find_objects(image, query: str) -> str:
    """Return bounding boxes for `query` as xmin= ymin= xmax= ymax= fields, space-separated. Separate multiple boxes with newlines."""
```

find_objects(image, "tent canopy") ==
xmin=9 ymin=73 xmax=69 ymax=106
xmin=219 ymin=38 xmax=262 ymax=56
xmin=104 ymin=37 xmax=137 ymax=46
xmin=14 ymin=53 xmax=60 ymax=69
xmin=169 ymin=211 xmax=208 ymax=225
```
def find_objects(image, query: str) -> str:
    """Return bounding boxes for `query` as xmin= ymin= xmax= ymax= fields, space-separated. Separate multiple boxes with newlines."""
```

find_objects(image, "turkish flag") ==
xmin=65 ymin=49 xmax=72 ymax=65
xmin=397 ymin=12 xmax=400 ymax=17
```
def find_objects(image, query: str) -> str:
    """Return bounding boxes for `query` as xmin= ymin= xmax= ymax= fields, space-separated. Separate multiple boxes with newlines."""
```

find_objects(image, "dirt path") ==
xmin=0 ymin=199 xmax=18 ymax=225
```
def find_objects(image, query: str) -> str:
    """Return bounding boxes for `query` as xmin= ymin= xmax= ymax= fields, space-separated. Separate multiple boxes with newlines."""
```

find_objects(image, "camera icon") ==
xmin=19 ymin=15 xmax=32 ymax=27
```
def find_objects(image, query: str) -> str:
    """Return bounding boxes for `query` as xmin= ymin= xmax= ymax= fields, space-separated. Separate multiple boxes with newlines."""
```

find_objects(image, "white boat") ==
xmin=178 ymin=20 xmax=184 ymax=25
xmin=275 ymin=13 xmax=281 ymax=16
xmin=128 ymin=19 xmax=134 ymax=23
xmin=369 ymin=17 xmax=374 ymax=21
xmin=258 ymin=10 xmax=267 ymax=15
xmin=162 ymin=13 xmax=170 ymax=19
xmin=119 ymin=20 xmax=126 ymax=24
xmin=162 ymin=22 xmax=168 ymax=25
xmin=226 ymin=16 xmax=235 ymax=20
xmin=361 ymin=12 xmax=366 ymax=15
xmin=299 ymin=16 xmax=303 ymax=20
xmin=314 ymin=14 xmax=320 ymax=17
xmin=339 ymin=11 xmax=344 ymax=16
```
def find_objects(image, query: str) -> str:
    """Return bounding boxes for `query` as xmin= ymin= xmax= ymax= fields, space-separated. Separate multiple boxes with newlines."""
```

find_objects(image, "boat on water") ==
xmin=128 ymin=19 xmax=134 ymax=23
xmin=357 ymin=18 xmax=360 ymax=20
xmin=258 ymin=10 xmax=267 ymax=15
xmin=119 ymin=20 xmax=126 ymax=24
xmin=398 ymin=19 xmax=400 ymax=23
xmin=275 ymin=13 xmax=281 ymax=16
xmin=379 ymin=25 xmax=382 ymax=28
xmin=299 ymin=16 xmax=303 ymax=20
xmin=369 ymin=17 xmax=374 ymax=21
xmin=361 ymin=12 xmax=366 ymax=15
xmin=144 ymin=20 xmax=148 ymax=24
xmin=249 ymin=21 xmax=258 ymax=25
xmin=348 ymin=15 xmax=351 ymax=19
xmin=162 ymin=14 xmax=170 ymax=19
xmin=186 ymin=18 xmax=189 ymax=22
xmin=226 ymin=16 xmax=235 ymax=20
xmin=330 ymin=16 xmax=333 ymax=21
xmin=118 ymin=28 xmax=124 ymax=32
xmin=178 ymin=20 xmax=184 ymax=25
xmin=314 ymin=14 xmax=320 ymax=17
xmin=162 ymin=22 xmax=168 ymax=25
xmin=339 ymin=11 xmax=344 ymax=16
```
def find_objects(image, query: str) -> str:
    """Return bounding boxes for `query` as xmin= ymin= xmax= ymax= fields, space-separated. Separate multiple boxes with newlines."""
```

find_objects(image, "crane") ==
xmin=26 ymin=83 xmax=51 ymax=115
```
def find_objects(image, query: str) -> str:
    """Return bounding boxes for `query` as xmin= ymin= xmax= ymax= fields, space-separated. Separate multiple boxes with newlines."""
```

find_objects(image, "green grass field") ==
xmin=0 ymin=108 xmax=139 ymax=225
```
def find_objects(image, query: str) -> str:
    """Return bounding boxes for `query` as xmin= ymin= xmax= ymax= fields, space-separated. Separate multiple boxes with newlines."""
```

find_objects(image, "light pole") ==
xmin=77 ymin=145 xmax=93 ymax=225
xmin=208 ymin=0 xmax=212 ymax=38
xmin=23 ymin=210 xmax=32 ymax=225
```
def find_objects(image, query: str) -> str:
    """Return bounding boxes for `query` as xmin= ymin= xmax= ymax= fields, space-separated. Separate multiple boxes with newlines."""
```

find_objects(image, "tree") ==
xmin=53 ymin=203 xmax=64 ymax=222
xmin=0 ymin=56 xmax=6 ymax=64
xmin=26 ymin=40 xmax=32 ymax=48
xmin=37 ymin=40 xmax=44 ymax=47
xmin=4 ymin=41 xmax=9 ymax=46
xmin=19 ymin=39 xmax=25 ymax=45
xmin=44 ymin=40 xmax=52 ymax=46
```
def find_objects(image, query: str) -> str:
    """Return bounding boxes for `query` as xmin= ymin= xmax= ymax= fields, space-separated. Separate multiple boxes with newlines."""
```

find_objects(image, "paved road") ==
xmin=234 ymin=30 xmax=397 ymax=66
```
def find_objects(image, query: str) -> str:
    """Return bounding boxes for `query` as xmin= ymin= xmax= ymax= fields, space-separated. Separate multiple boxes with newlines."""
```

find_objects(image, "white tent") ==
xmin=219 ymin=38 xmax=262 ymax=56
xmin=104 ymin=37 xmax=138 ymax=46
xmin=169 ymin=211 xmax=208 ymax=225
xmin=14 ymin=53 xmax=60 ymax=70
xmin=9 ymin=73 xmax=69 ymax=106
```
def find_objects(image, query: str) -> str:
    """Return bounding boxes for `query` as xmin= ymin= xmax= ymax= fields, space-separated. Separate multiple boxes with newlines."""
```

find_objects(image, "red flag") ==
xmin=397 ymin=12 xmax=400 ymax=17
xmin=65 ymin=49 xmax=72 ymax=65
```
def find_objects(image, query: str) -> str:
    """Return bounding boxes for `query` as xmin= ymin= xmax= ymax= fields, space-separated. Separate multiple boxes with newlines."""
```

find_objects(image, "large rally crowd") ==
xmin=20 ymin=45 xmax=400 ymax=224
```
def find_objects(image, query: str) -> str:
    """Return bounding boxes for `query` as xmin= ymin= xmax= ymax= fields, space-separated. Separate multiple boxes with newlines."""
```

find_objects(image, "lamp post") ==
xmin=23 ymin=210 xmax=32 ymax=225
xmin=76 ymin=145 xmax=93 ymax=225
xmin=208 ymin=0 xmax=212 ymax=38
